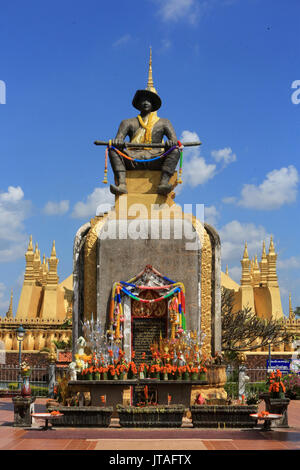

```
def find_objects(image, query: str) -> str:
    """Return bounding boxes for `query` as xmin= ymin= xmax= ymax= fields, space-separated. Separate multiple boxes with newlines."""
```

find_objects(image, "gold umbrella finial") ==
xmin=146 ymin=46 xmax=157 ymax=94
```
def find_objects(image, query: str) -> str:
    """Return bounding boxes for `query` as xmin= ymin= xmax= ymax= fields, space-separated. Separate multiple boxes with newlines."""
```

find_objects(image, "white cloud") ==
xmin=238 ymin=166 xmax=299 ymax=210
xmin=72 ymin=187 xmax=114 ymax=219
xmin=277 ymin=256 xmax=300 ymax=270
xmin=43 ymin=200 xmax=69 ymax=216
xmin=219 ymin=220 xmax=270 ymax=263
xmin=154 ymin=0 xmax=202 ymax=24
xmin=204 ymin=205 xmax=219 ymax=226
xmin=180 ymin=130 xmax=217 ymax=187
xmin=112 ymin=34 xmax=131 ymax=48
xmin=154 ymin=0 xmax=238 ymax=25
xmin=178 ymin=132 xmax=237 ymax=189
xmin=0 ymin=282 xmax=9 ymax=311
xmin=160 ymin=38 xmax=172 ymax=52
xmin=211 ymin=147 xmax=236 ymax=166
xmin=222 ymin=196 xmax=237 ymax=204
xmin=0 ymin=186 xmax=31 ymax=262
xmin=0 ymin=186 xmax=24 ymax=203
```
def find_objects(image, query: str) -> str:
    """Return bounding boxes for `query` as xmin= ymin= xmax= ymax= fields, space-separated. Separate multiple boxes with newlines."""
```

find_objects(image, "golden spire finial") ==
xmin=225 ymin=265 xmax=229 ymax=275
xmin=262 ymin=240 xmax=267 ymax=258
xmin=241 ymin=241 xmax=251 ymax=286
xmin=267 ymin=235 xmax=278 ymax=286
xmin=243 ymin=241 xmax=249 ymax=259
xmin=269 ymin=235 xmax=275 ymax=254
xmin=289 ymin=293 xmax=294 ymax=320
xmin=27 ymin=235 xmax=33 ymax=252
xmin=51 ymin=240 xmax=56 ymax=257
xmin=6 ymin=288 xmax=13 ymax=319
xmin=146 ymin=46 xmax=157 ymax=94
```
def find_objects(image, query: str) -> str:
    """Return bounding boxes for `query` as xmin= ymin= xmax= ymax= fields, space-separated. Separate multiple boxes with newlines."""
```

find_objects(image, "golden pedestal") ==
xmin=115 ymin=171 xmax=179 ymax=219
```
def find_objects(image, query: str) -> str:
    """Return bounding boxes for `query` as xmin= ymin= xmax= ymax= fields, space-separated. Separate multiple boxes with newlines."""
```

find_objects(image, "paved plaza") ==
xmin=0 ymin=398 xmax=299 ymax=451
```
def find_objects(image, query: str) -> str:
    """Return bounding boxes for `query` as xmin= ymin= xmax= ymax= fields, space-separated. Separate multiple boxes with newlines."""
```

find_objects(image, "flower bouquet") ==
xmin=20 ymin=361 xmax=31 ymax=377
xmin=268 ymin=369 xmax=286 ymax=398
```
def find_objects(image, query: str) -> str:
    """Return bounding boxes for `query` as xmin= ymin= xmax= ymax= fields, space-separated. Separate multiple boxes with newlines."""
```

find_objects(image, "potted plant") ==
xmin=149 ymin=364 xmax=161 ymax=379
xmin=206 ymin=353 xmax=227 ymax=386
xmin=93 ymin=367 xmax=101 ymax=381
xmin=282 ymin=373 xmax=300 ymax=400
xmin=190 ymin=366 xmax=199 ymax=381
xmin=268 ymin=369 xmax=286 ymax=398
xmin=198 ymin=365 xmax=207 ymax=381
xmin=20 ymin=361 xmax=31 ymax=397
xmin=108 ymin=365 xmax=118 ymax=380
xmin=260 ymin=369 xmax=291 ymax=428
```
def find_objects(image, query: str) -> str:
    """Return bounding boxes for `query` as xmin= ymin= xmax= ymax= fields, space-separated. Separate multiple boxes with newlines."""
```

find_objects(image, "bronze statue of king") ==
xmin=108 ymin=50 xmax=180 ymax=196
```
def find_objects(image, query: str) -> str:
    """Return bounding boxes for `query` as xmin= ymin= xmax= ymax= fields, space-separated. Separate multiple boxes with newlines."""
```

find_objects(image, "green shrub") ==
xmin=224 ymin=382 xmax=238 ymax=398
xmin=245 ymin=382 xmax=268 ymax=395
xmin=7 ymin=382 xmax=48 ymax=396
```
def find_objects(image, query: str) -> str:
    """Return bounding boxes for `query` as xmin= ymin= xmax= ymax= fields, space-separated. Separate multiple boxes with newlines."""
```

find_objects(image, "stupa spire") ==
xmin=24 ymin=235 xmax=35 ymax=282
xmin=241 ymin=242 xmax=251 ymax=286
xmin=47 ymin=240 xmax=59 ymax=285
xmin=27 ymin=235 xmax=33 ymax=252
xmin=289 ymin=293 xmax=295 ymax=320
xmin=267 ymin=235 xmax=278 ymax=286
xmin=253 ymin=254 xmax=261 ymax=287
xmin=41 ymin=253 xmax=48 ymax=287
xmin=51 ymin=240 xmax=56 ymax=257
xmin=33 ymin=242 xmax=41 ymax=283
xmin=243 ymin=241 xmax=249 ymax=259
xmin=259 ymin=240 xmax=268 ymax=286
xmin=6 ymin=289 xmax=13 ymax=319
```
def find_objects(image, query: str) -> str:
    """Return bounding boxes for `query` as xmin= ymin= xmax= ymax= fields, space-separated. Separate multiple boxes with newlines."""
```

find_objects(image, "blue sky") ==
xmin=0 ymin=0 xmax=299 ymax=317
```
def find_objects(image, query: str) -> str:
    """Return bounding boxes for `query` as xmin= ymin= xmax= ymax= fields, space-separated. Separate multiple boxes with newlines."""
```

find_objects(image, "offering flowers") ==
xmin=257 ymin=411 xmax=269 ymax=418
xmin=268 ymin=369 xmax=286 ymax=397
xmin=20 ymin=361 xmax=31 ymax=376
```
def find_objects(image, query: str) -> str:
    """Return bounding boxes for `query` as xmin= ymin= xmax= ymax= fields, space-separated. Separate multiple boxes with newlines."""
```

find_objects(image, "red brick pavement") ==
xmin=0 ymin=398 xmax=299 ymax=451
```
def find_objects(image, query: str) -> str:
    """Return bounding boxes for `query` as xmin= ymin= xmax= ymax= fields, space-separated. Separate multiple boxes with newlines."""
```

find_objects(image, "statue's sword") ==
xmin=94 ymin=140 xmax=201 ymax=148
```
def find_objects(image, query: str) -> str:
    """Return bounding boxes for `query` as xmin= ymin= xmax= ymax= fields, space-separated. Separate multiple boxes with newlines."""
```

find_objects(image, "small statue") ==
xmin=76 ymin=336 xmax=86 ymax=356
xmin=108 ymin=50 xmax=180 ymax=196
xmin=68 ymin=361 xmax=77 ymax=381
xmin=177 ymin=350 xmax=186 ymax=367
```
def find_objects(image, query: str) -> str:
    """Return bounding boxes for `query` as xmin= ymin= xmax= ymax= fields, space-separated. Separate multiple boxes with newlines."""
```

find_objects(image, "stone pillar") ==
xmin=72 ymin=222 xmax=91 ymax=360
xmin=48 ymin=362 xmax=56 ymax=398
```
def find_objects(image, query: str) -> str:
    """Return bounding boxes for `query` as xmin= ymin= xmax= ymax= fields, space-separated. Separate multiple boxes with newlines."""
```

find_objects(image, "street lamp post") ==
xmin=16 ymin=325 xmax=25 ymax=390
xmin=267 ymin=339 xmax=272 ymax=372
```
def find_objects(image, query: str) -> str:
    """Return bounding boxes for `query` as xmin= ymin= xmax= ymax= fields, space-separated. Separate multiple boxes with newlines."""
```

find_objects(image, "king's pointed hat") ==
xmin=132 ymin=48 xmax=162 ymax=112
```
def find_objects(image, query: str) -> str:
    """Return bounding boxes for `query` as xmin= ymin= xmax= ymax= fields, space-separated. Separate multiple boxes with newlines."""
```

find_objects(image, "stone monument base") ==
xmin=12 ymin=396 xmax=36 ymax=427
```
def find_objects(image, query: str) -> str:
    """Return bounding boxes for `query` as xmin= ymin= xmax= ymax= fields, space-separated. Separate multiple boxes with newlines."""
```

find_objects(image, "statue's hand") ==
xmin=112 ymin=139 xmax=124 ymax=149
xmin=165 ymin=139 xmax=178 ymax=149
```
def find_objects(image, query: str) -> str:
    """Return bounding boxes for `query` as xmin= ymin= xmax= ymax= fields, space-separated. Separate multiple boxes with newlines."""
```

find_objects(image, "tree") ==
xmin=294 ymin=306 xmax=300 ymax=318
xmin=221 ymin=288 xmax=294 ymax=353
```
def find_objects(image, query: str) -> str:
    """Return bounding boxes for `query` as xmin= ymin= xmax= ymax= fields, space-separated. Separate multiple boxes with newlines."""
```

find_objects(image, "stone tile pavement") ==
xmin=0 ymin=398 xmax=300 ymax=451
